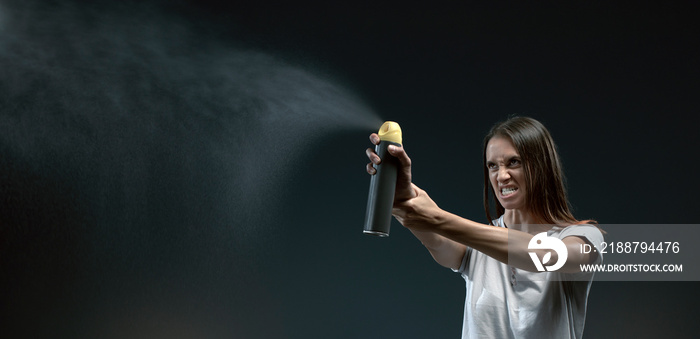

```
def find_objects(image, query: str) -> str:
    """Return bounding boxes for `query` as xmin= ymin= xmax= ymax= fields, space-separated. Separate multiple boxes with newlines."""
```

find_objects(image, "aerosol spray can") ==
xmin=363 ymin=121 xmax=402 ymax=237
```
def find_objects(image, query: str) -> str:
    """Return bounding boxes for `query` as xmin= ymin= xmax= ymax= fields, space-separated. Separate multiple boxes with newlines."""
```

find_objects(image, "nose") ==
xmin=497 ymin=167 xmax=511 ymax=183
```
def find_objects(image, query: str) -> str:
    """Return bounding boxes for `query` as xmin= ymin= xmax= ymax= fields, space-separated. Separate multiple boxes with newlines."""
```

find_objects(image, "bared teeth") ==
xmin=501 ymin=187 xmax=517 ymax=195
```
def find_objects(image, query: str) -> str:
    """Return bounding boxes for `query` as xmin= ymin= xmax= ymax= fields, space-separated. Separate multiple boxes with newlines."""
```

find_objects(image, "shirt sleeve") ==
xmin=452 ymin=247 xmax=472 ymax=274
xmin=558 ymin=224 xmax=605 ymax=265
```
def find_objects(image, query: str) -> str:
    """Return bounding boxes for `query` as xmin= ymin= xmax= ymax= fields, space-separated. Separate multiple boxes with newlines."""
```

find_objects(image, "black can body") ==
xmin=363 ymin=140 xmax=400 ymax=237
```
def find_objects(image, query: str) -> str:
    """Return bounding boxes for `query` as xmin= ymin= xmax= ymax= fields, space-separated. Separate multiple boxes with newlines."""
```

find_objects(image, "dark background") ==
xmin=1 ymin=0 xmax=699 ymax=338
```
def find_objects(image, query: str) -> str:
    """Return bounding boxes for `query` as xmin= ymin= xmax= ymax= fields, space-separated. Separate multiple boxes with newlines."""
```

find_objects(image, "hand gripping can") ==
xmin=363 ymin=121 xmax=402 ymax=237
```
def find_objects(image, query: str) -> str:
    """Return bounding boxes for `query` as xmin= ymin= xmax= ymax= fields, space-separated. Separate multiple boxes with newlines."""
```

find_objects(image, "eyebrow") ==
xmin=486 ymin=155 xmax=521 ymax=163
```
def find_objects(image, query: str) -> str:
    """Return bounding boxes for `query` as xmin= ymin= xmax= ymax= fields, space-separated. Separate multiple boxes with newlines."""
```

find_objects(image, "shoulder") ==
xmin=558 ymin=224 xmax=603 ymax=239
xmin=554 ymin=224 xmax=606 ymax=270
xmin=555 ymin=224 xmax=605 ymax=252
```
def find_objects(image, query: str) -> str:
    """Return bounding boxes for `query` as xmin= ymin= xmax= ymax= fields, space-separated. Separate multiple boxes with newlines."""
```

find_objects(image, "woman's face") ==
xmin=486 ymin=136 xmax=527 ymax=211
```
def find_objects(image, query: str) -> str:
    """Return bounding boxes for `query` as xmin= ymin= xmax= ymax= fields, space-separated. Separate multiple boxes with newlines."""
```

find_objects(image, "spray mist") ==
xmin=363 ymin=121 xmax=402 ymax=237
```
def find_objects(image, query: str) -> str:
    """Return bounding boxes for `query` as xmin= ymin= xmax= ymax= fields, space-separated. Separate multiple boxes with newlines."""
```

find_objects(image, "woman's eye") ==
xmin=487 ymin=163 xmax=497 ymax=170
xmin=509 ymin=159 xmax=521 ymax=166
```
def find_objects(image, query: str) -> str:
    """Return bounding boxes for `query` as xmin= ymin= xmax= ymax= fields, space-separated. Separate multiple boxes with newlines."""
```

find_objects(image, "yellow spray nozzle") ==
xmin=377 ymin=121 xmax=402 ymax=145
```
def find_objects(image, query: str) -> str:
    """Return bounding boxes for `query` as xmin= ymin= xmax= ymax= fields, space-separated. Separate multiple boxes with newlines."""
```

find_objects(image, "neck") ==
xmin=503 ymin=209 xmax=548 ymax=233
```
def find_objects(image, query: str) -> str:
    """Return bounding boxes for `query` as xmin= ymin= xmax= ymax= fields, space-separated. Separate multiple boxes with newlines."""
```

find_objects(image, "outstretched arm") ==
xmin=367 ymin=134 xmax=597 ymax=272
xmin=396 ymin=194 xmax=596 ymax=273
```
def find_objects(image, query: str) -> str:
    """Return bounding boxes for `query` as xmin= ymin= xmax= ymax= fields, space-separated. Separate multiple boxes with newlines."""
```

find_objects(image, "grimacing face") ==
xmin=486 ymin=136 xmax=527 ymax=211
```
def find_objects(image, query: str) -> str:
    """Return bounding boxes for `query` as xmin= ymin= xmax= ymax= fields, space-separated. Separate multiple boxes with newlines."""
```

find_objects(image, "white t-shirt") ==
xmin=454 ymin=216 xmax=604 ymax=339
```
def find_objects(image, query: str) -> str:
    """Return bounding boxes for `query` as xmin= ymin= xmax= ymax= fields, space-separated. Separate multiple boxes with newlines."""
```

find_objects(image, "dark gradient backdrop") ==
xmin=2 ymin=1 xmax=699 ymax=338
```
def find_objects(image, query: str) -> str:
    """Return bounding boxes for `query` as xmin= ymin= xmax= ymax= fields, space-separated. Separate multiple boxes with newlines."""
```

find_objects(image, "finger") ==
xmin=387 ymin=145 xmax=412 ymax=173
xmin=369 ymin=133 xmax=380 ymax=145
xmin=386 ymin=144 xmax=416 ymax=200
xmin=366 ymin=162 xmax=377 ymax=175
xmin=409 ymin=183 xmax=421 ymax=199
xmin=365 ymin=147 xmax=381 ymax=165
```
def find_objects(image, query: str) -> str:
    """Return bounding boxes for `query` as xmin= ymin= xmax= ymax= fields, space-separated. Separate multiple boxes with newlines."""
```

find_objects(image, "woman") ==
xmin=365 ymin=116 xmax=603 ymax=339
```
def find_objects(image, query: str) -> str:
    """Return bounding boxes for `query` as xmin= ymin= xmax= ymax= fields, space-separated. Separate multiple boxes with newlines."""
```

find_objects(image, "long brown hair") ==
xmin=482 ymin=117 xmax=596 ymax=227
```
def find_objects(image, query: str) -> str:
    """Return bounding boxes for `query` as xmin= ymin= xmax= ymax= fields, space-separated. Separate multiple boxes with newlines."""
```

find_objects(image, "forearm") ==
xmin=408 ymin=228 xmax=466 ymax=269
xmin=393 ymin=184 xmax=542 ymax=272
xmin=432 ymin=211 xmax=538 ymax=271
xmin=408 ymin=227 xmax=445 ymax=250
